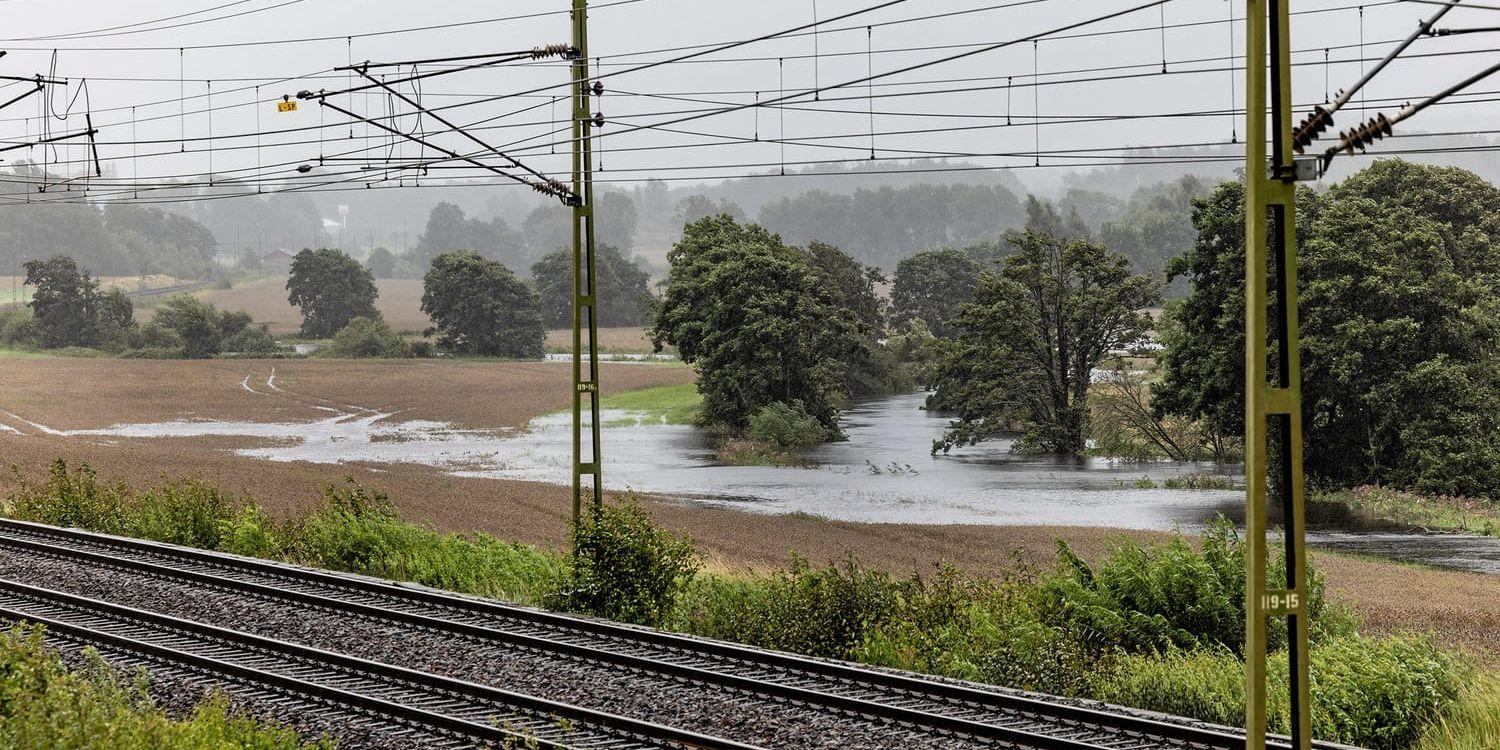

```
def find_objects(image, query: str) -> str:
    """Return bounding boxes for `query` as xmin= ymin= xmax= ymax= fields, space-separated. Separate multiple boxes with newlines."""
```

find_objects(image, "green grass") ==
xmin=598 ymin=383 xmax=701 ymax=426
xmin=0 ymin=622 xmax=326 ymax=748
xmin=1313 ymin=486 xmax=1500 ymax=538
xmin=1415 ymin=673 xmax=1500 ymax=750
xmin=0 ymin=347 xmax=57 ymax=359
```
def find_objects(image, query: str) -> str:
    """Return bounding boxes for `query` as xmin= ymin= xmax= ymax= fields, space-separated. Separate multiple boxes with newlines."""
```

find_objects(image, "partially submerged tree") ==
xmin=651 ymin=216 xmax=867 ymax=435
xmin=286 ymin=248 xmax=381 ymax=338
xmin=421 ymin=250 xmax=544 ymax=358
xmin=930 ymin=229 xmax=1158 ymax=455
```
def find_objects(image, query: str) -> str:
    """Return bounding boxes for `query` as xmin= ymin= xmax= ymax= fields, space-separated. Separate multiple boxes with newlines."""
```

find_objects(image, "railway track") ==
xmin=0 ymin=518 xmax=1339 ymax=750
xmin=0 ymin=577 xmax=754 ymax=750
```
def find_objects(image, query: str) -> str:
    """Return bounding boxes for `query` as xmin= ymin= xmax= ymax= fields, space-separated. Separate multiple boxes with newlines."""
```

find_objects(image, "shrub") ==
xmin=679 ymin=555 xmax=904 ymax=659
xmin=1095 ymin=634 xmax=1469 ymax=750
xmin=225 ymin=324 xmax=278 ymax=355
xmin=5 ymin=461 xmax=133 ymax=535
xmin=746 ymin=400 xmax=830 ymax=448
xmin=555 ymin=500 xmax=698 ymax=627
xmin=0 ymin=623 xmax=322 ymax=749
xmin=287 ymin=480 xmax=562 ymax=603
xmin=1039 ymin=519 xmax=1328 ymax=655
xmin=856 ymin=567 xmax=1097 ymax=695
xmin=1092 ymin=646 xmax=1249 ymax=728
xmin=1163 ymin=473 xmax=1236 ymax=490
xmin=0 ymin=308 xmax=39 ymax=347
xmin=326 ymin=317 xmax=409 ymax=358
xmin=131 ymin=479 xmax=235 ymax=550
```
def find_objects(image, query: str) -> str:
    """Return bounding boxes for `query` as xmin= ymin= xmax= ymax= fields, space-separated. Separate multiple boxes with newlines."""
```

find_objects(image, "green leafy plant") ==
xmin=0 ymin=623 xmax=325 ymax=748
xmin=554 ymin=500 xmax=699 ymax=627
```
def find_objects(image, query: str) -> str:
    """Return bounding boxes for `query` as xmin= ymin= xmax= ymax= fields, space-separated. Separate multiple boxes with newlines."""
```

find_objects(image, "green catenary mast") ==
xmin=570 ymin=0 xmax=604 ymax=521
xmin=1243 ymin=1 xmax=1311 ymax=747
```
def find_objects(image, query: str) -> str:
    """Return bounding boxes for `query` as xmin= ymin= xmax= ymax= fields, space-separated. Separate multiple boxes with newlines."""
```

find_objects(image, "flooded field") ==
xmin=7 ymin=374 xmax=1493 ymax=575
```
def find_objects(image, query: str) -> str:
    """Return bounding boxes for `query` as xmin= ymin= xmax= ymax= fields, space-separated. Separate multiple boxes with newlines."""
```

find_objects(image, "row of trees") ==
xmin=667 ymin=159 xmax=1500 ymax=502
xmin=2 ymin=255 xmax=276 ymax=358
xmin=285 ymin=248 xmax=548 ymax=359
xmin=1154 ymin=160 xmax=1500 ymax=497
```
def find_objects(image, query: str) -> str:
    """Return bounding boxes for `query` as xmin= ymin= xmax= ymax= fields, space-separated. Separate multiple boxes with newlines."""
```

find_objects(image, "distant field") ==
xmin=186 ymin=277 xmax=430 ymax=335
xmin=544 ymin=327 xmax=655 ymax=353
xmin=0 ymin=275 xmax=189 ymax=308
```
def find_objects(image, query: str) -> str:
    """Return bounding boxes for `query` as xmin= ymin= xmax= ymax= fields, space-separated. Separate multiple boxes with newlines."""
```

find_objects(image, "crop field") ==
xmin=0 ymin=274 xmax=191 ymax=307
xmin=188 ymin=277 xmax=430 ymax=334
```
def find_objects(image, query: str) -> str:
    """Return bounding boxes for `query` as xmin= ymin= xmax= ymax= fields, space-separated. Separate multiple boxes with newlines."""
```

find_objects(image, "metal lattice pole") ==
xmin=1244 ymin=1 xmax=1311 ymax=747
xmin=571 ymin=0 xmax=603 ymax=521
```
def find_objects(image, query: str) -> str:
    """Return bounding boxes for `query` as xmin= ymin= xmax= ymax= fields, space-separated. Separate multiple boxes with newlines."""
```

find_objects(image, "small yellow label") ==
xmin=277 ymin=100 xmax=298 ymax=113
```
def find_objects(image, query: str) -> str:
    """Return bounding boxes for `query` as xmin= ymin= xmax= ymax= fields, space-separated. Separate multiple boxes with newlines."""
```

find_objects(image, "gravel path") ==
xmin=0 ymin=550 xmax=992 ymax=750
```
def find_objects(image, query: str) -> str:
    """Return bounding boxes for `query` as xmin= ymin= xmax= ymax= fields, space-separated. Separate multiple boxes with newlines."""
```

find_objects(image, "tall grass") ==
xmin=1415 ymin=674 xmax=1500 ymax=750
xmin=0 ymin=623 xmax=326 ymax=748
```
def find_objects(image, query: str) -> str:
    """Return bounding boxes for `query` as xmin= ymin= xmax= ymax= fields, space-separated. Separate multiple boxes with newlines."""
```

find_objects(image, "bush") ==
xmin=555 ymin=500 xmax=698 ymax=627
xmin=6 ymin=461 xmax=133 ymax=536
xmin=287 ymin=480 xmax=562 ymax=603
xmin=1038 ymin=519 xmax=1330 ymax=655
xmin=1095 ymin=634 xmax=1469 ymax=750
xmin=856 ymin=567 xmax=1096 ymax=695
xmin=679 ymin=555 xmax=904 ymax=659
xmin=1092 ymin=646 xmax=1249 ymax=728
xmin=0 ymin=308 xmax=39 ymax=347
xmin=130 ymin=479 xmax=235 ymax=550
xmin=745 ymin=400 xmax=829 ymax=448
xmin=225 ymin=324 xmax=278 ymax=355
xmin=0 ymin=623 xmax=322 ymax=749
xmin=326 ymin=317 xmax=409 ymax=358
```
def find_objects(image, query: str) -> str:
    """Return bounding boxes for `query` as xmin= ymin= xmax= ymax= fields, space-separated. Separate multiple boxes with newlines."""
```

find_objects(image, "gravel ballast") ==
xmin=0 ymin=549 xmax=992 ymax=750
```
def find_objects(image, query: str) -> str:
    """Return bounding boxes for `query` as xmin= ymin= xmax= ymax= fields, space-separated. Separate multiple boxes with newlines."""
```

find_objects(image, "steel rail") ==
xmin=0 ymin=518 xmax=1355 ymax=750
xmin=0 ymin=576 xmax=755 ymax=750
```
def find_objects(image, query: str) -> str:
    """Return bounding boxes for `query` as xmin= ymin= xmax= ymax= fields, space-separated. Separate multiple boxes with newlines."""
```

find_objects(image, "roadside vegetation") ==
xmin=4 ymin=461 xmax=1493 ymax=750
xmin=0 ymin=622 xmax=326 ymax=748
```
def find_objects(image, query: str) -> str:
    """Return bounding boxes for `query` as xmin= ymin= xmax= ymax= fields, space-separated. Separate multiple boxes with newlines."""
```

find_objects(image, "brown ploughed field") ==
xmin=181 ymin=278 xmax=429 ymax=334
xmin=0 ymin=356 xmax=1493 ymax=666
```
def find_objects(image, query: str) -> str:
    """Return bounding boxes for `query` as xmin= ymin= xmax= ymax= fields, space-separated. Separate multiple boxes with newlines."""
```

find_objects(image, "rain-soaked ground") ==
xmin=27 ymin=390 xmax=1499 ymax=575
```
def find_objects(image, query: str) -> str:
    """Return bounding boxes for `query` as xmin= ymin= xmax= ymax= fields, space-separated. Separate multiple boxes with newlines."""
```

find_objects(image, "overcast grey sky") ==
xmin=0 ymin=0 xmax=1494 ymax=200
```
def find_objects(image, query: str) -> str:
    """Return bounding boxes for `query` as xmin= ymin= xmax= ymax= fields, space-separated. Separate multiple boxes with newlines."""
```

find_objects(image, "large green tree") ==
xmin=1154 ymin=160 xmax=1500 ymax=496
xmin=931 ymin=230 xmax=1158 ymax=454
xmin=421 ymin=251 xmax=544 ymax=358
xmin=889 ymin=247 xmax=986 ymax=339
xmin=23 ymin=256 xmax=134 ymax=349
xmin=530 ymin=244 xmax=652 ymax=329
xmin=651 ymin=216 xmax=864 ymax=433
xmin=804 ymin=240 xmax=902 ymax=397
xmin=286 ymin=248 xmax=381 ymax=338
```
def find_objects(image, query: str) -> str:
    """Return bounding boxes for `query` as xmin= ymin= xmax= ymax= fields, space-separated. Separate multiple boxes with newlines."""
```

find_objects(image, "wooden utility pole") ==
xmin=570 ymin=0 xmax=603 ymax=521
xmin=1244 ymin=1 xmax=1311 ymax=747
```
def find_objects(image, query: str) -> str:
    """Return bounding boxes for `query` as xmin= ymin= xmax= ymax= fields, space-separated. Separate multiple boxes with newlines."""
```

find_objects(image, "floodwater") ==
xmin=28 ymin=389 xmax=1498 ymax=575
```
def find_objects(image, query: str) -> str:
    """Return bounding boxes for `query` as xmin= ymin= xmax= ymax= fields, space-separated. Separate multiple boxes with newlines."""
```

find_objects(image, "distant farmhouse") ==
xmin=262 ymin=249 xmax=295 ymax=273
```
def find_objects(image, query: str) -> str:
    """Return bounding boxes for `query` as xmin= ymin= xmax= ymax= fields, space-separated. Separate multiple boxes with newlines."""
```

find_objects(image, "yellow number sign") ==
xmin=277 ymin=100 xmax=298 ymax=113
